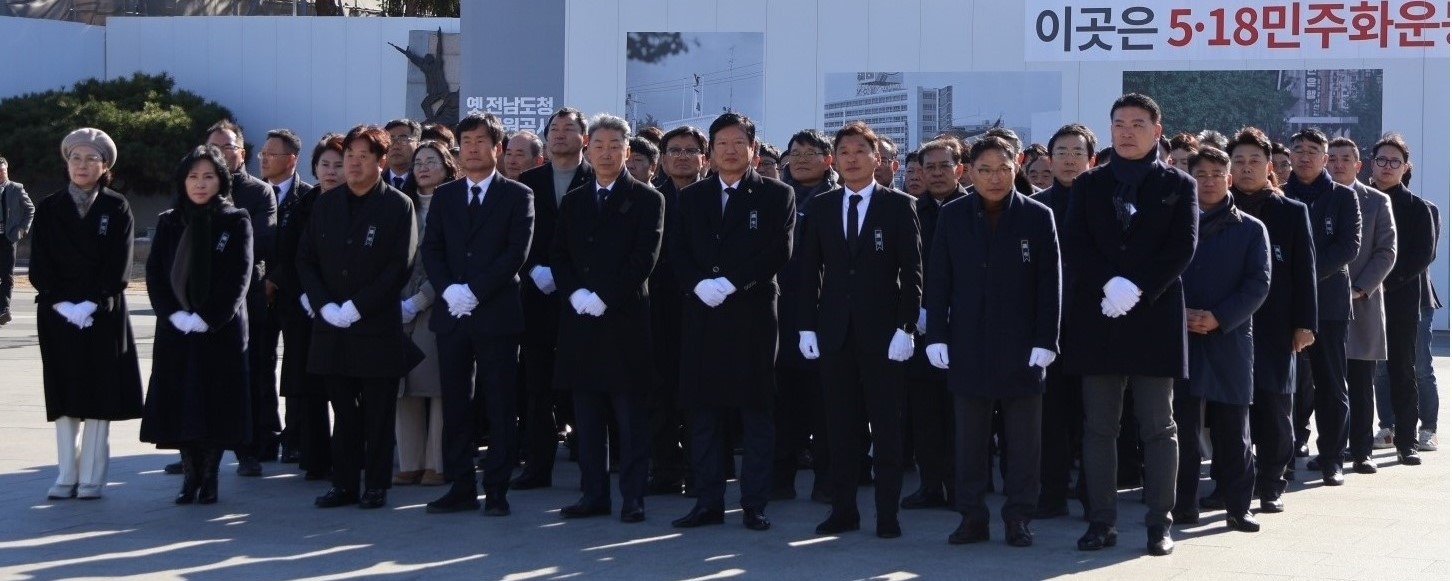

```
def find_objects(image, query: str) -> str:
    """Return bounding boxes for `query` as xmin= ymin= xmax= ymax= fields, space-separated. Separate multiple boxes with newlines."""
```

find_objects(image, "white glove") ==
xmin=888 ymin=328 xmax=915 ymax=362
xmin=568 ymin=289 xmax=591 ymax=314
xmin=530 ymin=266 xmax=557 ymax=295
xmin=320 ymin=303 xmax=350 ymax=328
xmin=401 ymin=300 xmax=417 ymax=324
xmin=442 ymin=284 xmax=478 ymax=316
xmin=712 ymin=277 xmax=736 ymax=296
xmin=186 ymin=313 xmax=209 ymax=334
xmin=52 ymin=301 xmax=77 ymax=321
xmin=798 ymin=331 xmax=820 ymax=360
xmin=70 ymin=301 xmax=97 ymax=329
xmin=1100 ymin=296 xmax=1127 ymax=319
xmin=1103 ymin=276 xmax=1142 ymax=314
xmin=926 ymin=343 xmax=950 ymax=369
xmin=915 ymin=308 xmax=928 ymax=335
xmin=694 ymin=279 xmax=726 ymax=308
xmin=581 ymin=292 xmax=607 ymax=317
xmin=339 ymin=300 xmax=361 ymax=325
xmin=168 ymin=311 xmax=194 ymax=334
xmin=1028 ymin=347 xmax=1056 ymax=369
xmin=299 ymin=294 xmax=315 ymax=318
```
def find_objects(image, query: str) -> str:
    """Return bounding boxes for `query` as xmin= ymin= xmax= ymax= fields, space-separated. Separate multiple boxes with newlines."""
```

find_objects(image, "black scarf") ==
xmin=171 ymin=198 xmax=221 ymax=311
xmin=1198 ymin=195 xmax=1238 ymax=238
xmin=1231 ymin=185 xmax=1275 ymax=220
xmin=1283 ymin=169 xmax=1333 ymax=203
xmin=1108 ymin=149 xmax=1158 ymax=231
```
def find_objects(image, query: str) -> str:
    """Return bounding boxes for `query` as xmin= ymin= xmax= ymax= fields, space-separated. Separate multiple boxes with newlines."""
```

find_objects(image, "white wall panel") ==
xmin=0 ymin=18 xmax=104 ymax=100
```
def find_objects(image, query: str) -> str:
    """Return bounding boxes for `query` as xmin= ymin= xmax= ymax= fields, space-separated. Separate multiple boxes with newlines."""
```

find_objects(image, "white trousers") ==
xmin=55 ymin=416 xmax=110 ymax=487
xmin=395 ymin=396 xmax=443 ymax=473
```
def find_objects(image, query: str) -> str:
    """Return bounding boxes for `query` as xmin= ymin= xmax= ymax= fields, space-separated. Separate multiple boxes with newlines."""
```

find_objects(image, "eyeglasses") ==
xmin=1373 ymin=157 xmax=1404 ymax=169
xmin=758 ymin=159 xmax=780 ymax=168
xmin=1192 ymin=172 xmax=1229 ymax=180
xmin=666 ymin=147 xmax=703 ymax=158
xmin=413 ymin=158 xmax=444 ymax=169
xmin=257 ymin=152 xmax=293 ymax=159
xmin=922 ymin=162 xmax=957 ymax=173
xmin=67 ymin=154 xmax=104 ymax=165
xmin=212 ymin=143 xmax=242 ymax=152
xmin=391 ymin=136 xmax=419 ymax=145
xmin=787 ymin=151 xmax=826 ymax=160
xmin=1052 ymin=148 xmax=1088 ymax=158
xmin=973 ymin=167 xmax=1013 ymax=177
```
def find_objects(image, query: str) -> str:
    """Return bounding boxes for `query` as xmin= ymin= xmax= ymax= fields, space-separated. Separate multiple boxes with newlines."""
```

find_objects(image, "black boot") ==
xmin=175 ymin=449 xmax=200 ymax=504
xmin=198 ymin=448 xmax=221 ymax=505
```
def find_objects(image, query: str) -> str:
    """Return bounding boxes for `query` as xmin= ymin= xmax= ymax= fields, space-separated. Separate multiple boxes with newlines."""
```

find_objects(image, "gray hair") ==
xmin=587 ymin=113 xmax=632 ymax=138
xmin=511 ymin=130 xmax=544 ymax=158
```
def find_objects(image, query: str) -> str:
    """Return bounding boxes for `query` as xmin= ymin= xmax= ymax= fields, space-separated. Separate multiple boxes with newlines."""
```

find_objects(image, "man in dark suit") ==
xmin=513 ymin=108 xmax=593 ymax=489
xmin=205 ymin=120 xmax=279 ymax=476
xmin=1227 ymin=127 xmax=1317 ymax=513
xmin=296 ymin=124 xmax=417 ymax=509
xmin=799 ymin=121 xmax=923 ymax=539
xmin=257 ymin=129 xmax=320 ymax=469
xmin=1283 ymin=127 xmax=1362 ymax=486
xmin=670 ymin=112 xmax=794 ymax=532
xmin=901 ymin=139 xmax=967 ymax=511
xmin=420 ymin=113 xmax=535 ymax=516
xmin=384 ymin=119 xmax=421 ymax=199
xmin=550 ymin=114 xmax=664 ymax=523
xmin=0 ymin=156 xmax=34 ymax=325
xmin=1061 ymin=94 xmax=1197 ymax=556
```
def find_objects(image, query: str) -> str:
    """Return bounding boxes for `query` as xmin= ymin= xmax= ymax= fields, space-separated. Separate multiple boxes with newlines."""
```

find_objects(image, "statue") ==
xmin=390 ymin=28 xmax=459 ymax=126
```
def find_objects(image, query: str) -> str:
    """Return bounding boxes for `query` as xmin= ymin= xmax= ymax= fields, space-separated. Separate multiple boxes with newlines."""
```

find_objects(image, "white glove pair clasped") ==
xmin=529 ymin=266 xmax=557 ymax=295
xmin=52 ymin=301 xmax=97 ymax=329
xmin=1100 ymin=276 xmax=1142 ymax=318
xmin=167 ymin=311 xmax=210 ymax=334
xmin=321 ymin=300 xmax=362 ymax=328
xmin=924 ymin=345 xmax=1056 ymax=370
xmin=693 ymin=277 xmax=736 ymax=308
xmin=568 ymin=289 xmax=607 ymax=317
xmin=442 ymin=284 xmax=478 ymax=318
xmin=798 ymin=329 xmax=915 ymax=362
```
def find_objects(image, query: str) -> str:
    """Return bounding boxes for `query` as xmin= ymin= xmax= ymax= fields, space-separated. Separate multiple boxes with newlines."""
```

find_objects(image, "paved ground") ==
xmin=0 ymin=288 xmax=1446 ymax=580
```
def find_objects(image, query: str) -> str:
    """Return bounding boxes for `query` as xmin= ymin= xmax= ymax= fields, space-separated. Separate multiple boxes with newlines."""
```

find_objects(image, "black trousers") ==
xmin=517 ymin=341 xmax=569 ymax=481
xmin=820 ymin=341 xmax=905 ymax=520
xmin=956 ymin=393 xmax=1041 ymax=524
xmin=326 ymin=376 xmax=398 ymax=492
xmin=688 ymin=405 xmax=773 ymax=511
xmin=1174 ymin=393 xmax=1253 ymax=516
xmin=0 ymin=235 xmax=13 ymax=313
xmin=1249 ymin=390 xmax=1293 ymax=500
xmin=906 ymin=373 xmax=955 ymax=497
xmin=772 ymin=365 xmax=825 ymax=492
xmin=1303 ymin=320 xmax=1351 ymax=473
xmin=438 ymin=331 xmax=519 ymax=493
xmin=649 ymin=374 xmax=688 ymax=485
xmin=1293 ymin=352 xmax=1314 ymax=445
xmin=1386 ymin=316 xmax=1423 ymax=452
xmin=1039 ymin=365 xmax=1084 ymax=508
xmin=240 ymin=286 xmax=280 ymax=459
xmin=277 ymin=308 xmax=329 ymax=472
xmin=1346 ymin=359 xmax=1378 ymax=461
xmin=574 ymin=390 xmax=650 ymax=509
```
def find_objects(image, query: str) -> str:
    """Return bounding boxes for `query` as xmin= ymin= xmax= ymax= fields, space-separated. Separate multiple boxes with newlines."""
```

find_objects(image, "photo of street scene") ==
xmin=625 ymin=32 xmax=764 ymax=133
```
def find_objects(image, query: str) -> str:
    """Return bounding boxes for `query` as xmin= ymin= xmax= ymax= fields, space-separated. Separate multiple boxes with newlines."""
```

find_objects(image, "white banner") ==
xmin=1025 ymin=0 xmax=1451 ymax=61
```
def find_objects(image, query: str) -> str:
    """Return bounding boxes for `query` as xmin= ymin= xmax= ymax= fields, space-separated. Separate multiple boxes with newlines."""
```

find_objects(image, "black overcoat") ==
xmin=1285 ymin=170 xmax=1361 ymax=322
xmin=1237 ymin=188 xmax=1318 ymax=395
xmin=908 ymin=188 xmax=966 ymax=381
xmin=1381 ymin=183 xmax=1436 ymax=322
xmin=518 ymin=160 xmax=593 ymax=349
xmin=140 ymin=203 xmax=254 ymax=448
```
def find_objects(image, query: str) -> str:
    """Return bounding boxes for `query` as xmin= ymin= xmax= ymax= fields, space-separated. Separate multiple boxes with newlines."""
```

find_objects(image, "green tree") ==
xmin=1123 ymin=70 xmax=1298 ymax=143
xmin=627 ymin=32 xmax=693 ymax=64
xmin=0 ymin=72 xmax=232 ymax=197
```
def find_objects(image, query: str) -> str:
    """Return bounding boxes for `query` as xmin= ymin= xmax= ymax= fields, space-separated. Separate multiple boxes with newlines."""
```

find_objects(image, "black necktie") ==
xmin=847 ymin=193 xmax=862 ymax=248
xmin=596 ymin=187 xmax=609 ymax=210
xmin=393 ymin=176 xmax=405 ymax=190
xmin=723 ymin=186 xmax=736 ymax=213
xmin=469 ymin=185 xmax=482 ymax=221
xmin=273 ymin=184 xmax=284 ymax=206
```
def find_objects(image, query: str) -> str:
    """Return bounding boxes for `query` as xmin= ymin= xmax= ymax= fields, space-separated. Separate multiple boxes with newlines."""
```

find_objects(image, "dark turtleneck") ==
xmin=983 ymin=195 xmax=1007 ymax=231
xmin=1232 ymin=185 xmax=1275 ymax=221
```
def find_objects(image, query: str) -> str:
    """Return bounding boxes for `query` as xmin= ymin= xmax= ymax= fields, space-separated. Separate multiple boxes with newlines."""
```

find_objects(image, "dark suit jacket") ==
xmin=228 ymin=171 xmax=278 ymax=279
xmin=1285 ymin=170 xmax=1361 ymax=321
xmin=673 ymin=169 xmax=794 ymax=408
xmin=1 ymin=181 xmax=34 ymax=242
xmin=907 ymin=188 xmax=966 ymax=381
xmin=1236 ymin=187 xmax=1318 ymax=394
xmin=297 ymin=181 xmax=417 ymax=378
xmin=267 ymin=175 xmax=316 ymax=312
xmin=925 ymin=191 xmax=1058 ymax=399
xmin=419 ymin=174 xmax=534 ymax=337
xmin=798 ymin=184 xmax=922 ymax=353
xmin=387 ymin=169 xmax=419 ymax=202
xmin=517 ymin=160 xmax=594 ymax=346
xmin=551 ymin=172 xmax=664 ymax=394
xmin=1425 ymin=203 xmax=1442 ymax=309
xmin=1382 ymin=183 xmax=1436 ymax=322
xmin=1061 ymin=159 xmax=1198 ymax=379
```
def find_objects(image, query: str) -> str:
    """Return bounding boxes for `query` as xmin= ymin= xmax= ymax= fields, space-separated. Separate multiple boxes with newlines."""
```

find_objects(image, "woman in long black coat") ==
xmin=140 ymin=145 xmax=255 ymax=504
xmin=30 ymin=127 xmax=143 ymax=500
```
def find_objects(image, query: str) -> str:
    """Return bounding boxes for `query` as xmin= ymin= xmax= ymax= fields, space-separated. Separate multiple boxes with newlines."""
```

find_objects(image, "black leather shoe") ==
xmin=1295 ymin=443 xmax=1310 ymax=457
xmin=280 ymin=446 xmax=301 ymax=464
xmin=1172 ymin=510 xmax=1200 ymax=525
xmin=483 ymin=496 xmax=511 ymax=517
xmin=814 ymin=511 xmax=861 ymax=535
xmin=900 ymin=488 xmax=949 ymax=510
xmin=1352 ymin=459 xmax=1379 ymax=474
xmin=426 ymin=487 xmax=481 ymax=514
xmin=164 ymin=461 xmax=184 ymax=475
xmin=560 ymin=501 xmax=611 ymax=519
xmin=1323 ymin=468 xmax=1346 ymax=486
xmin=1198 ymin=494 xmax=1225 ymax=510
xmin=948 ymin=516 xmax=988 ymax=544
xmin=743 ymin=508 xmax=771 ymax=531
xmin=358 ymin=489 xmax=387 ymax=509
xmin=1259 ymin=496 xmax=1285 ymax=513
xmin=1077 ymin=523 xmax=1118 ymax=551
xmin=1147 ymin=526 xmax=1174 ymax=556
xmin=672 ymin=506 xmax=726 ymax=528
xmin=1283 ymin=468 xmax=1296 ymax=481
xmin=620 ymin=499 xmax=645 ymax=523
xmin=509 ymin=474 xmax=551 ymax=490
xmin=1226 ymin=512 xmax=1260 ymax=532
xmin=646 ymin=477 xmax=684 ymax=496
xmin=1005 ymin=521 xmax=1033 ymax=547
xmin=236 ymin=456 xmax=262 ymax=477
xmin=1399 ymin=449 xmax=1422 ymax=465
xmin=876 ymin=516 xmax=902 ymax=539
xmin=1034 ymin=503 xmax=1069 ymax=519
xmin=314 ymin=488 xmax=358 ymax=508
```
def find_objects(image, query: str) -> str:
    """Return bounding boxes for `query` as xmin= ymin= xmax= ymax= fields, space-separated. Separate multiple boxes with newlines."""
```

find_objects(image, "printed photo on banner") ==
xmin=625 ymin=32 xmax=765 ymax=134
xmin=1123 ymin=69 xmax=1383 ymax=158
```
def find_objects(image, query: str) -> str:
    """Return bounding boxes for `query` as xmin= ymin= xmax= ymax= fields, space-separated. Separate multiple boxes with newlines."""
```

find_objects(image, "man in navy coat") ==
xmin=1061 ymin=94 xmax=1197 ymax=557
xmin=420 ymin=113 xmax=535 ymax=516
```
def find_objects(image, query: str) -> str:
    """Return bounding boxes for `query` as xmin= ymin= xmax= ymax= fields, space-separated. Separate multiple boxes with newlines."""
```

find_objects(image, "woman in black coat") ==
xmin=924 ymin=136 xmax=1061 ymax=547
xmin=140 ymin=145 xmax=255 ymax=504
xmin=30 ymin=128 xmax=143 ymax=500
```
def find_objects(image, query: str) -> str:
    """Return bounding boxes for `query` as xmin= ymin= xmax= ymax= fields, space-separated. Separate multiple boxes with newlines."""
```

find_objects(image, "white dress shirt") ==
xmin=842 ymin=181 xmax=876 ymax=238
